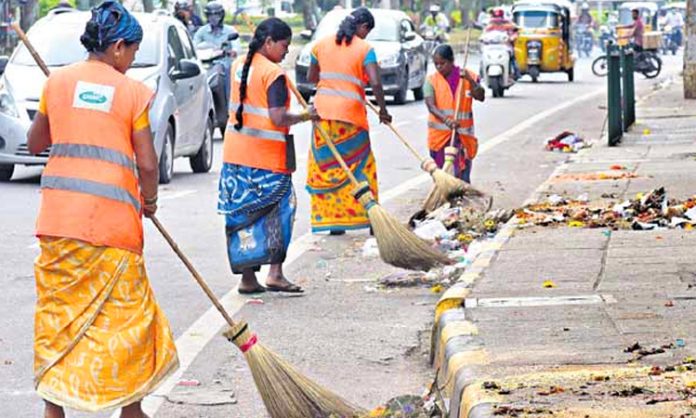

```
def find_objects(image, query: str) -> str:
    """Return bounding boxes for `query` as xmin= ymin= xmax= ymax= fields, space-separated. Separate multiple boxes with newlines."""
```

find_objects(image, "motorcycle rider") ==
xmin=485 ymin=9 xmax=519 ymax=78
xmin=575 ymin=3 xmax=595 ymax=56
xmin=174 ymin=0 xmax=203 ymax=35
xmin=194 ymin=1 xmax=241 ymax=113
xmin=577 ymin=3 xmax=595 ymax=28
xmin=422 ymin=4 xmax=450 ymax=41
xmin=664 ymin=8 xmax=684 ymax=46
xmin=627 ymin=8 xmax=645 ymax=51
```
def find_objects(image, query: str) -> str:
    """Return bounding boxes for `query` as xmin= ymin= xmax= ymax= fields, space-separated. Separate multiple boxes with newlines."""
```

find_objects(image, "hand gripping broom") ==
xmin=364 ymin=100 xmax=489 ymax=214
xmin=288 ymin=82 xmax=451 ymax=271
xmin=12 ymin=22 xmax=362 ymax=418
xmin=151 ymin=216 xmax=362 ymax=418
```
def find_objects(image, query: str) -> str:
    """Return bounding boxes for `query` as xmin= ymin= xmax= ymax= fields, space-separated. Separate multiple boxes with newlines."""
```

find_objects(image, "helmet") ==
xmin=174 ymin=0 xmax=190 ymax=12
xmin=205 ymin=1 xmax=225 ymax=16
xmin=429 ymin=4 xmax=440 ymax=13
xmin=492 ymin=8 xmax=504 ymax=18
xmin=581 ymin=2 xmax=590 ymax=10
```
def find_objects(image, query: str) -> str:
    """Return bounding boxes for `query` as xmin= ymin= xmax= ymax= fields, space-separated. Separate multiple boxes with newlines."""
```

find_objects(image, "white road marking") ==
xmin=27 ymin=243 xmax=39 ymax=250
xmin=464 ymin=294 xmax=608 ymax=308
xmin=393 ymin=121 xmax=411 ymax=128
xmin=136 ymin=87 xmax=607 ymax=417
xmin=159 ymin=190 xmax=197 ymax=201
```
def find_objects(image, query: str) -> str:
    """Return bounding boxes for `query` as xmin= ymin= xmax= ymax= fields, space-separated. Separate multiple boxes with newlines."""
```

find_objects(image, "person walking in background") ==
xmin=221 ymin=18 xmax=317 ymax=295
xmin=26 ymin=2 xmax=178 ymax=416
xmin=425 ymin=44 xmax=484 ymax=183
xmin=306 ymin=7 xmax=392 ymax=236
xmin=174 ymin=0 xmax=203 ymax=35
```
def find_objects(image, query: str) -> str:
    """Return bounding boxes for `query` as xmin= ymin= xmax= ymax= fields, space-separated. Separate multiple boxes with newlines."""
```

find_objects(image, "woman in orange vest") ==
xmin=221 ymin=18 xmax=317 ymax=294
xmin=425 ymin=44 xmax=485 ymax=182
xmin=306 ymin=7 xmax=392 ymax=235
xmin=25 ymin=2 xmax=178 ymax=417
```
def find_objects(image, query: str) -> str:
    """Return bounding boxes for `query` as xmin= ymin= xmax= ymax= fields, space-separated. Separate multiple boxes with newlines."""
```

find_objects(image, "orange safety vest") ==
xmin=224 ymin=53 xmax=291 ymax=173
xmin=313 ymin=35 xmax=371 ymax=130
xmin=36 ymin=61 xmax=153 ymax=254
xmin=427 ymin=69 xmax=478 ymax=159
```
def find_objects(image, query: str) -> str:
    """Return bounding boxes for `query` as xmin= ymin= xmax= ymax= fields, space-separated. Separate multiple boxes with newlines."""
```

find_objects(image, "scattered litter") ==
xmin=3 ymin=360 xmax=13 ymax=365
xmin=413 ymin=220 xmax=449 ymax=241
xmin=246 ymin=299 xmax=264 ymax=305
xmin=665 ymin=300 xmax=674 ymax=307
xmin=430 ymin=284 xmax=444 ymax=293
xmin=643 ymin=128 xmax=651 ymax=135
xmin=361 ymin=238 xmax=379 ymax=258
xmin=550 ymin=171 xmax=638 ymax=183
xmin=545 ymin=131 xmax=590 ymax=153
xmin=177 ymin=379 xmax=201 ymax=387
xmin=610 ymin=164 xmax=625 ymax=170
xmin=676 ymin=338 xmax=686 ymax=348
xmin=379 ymin=271 xmax=428 ymax=288
xmin=363 ymin=285 xmax=378 ymax=293
xmin=542 ymin=280 xmax=556 ymax=288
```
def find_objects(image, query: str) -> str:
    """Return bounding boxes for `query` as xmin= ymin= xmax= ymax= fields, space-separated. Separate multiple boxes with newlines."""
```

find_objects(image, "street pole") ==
xmin=685 ymin=0 xmax=696 ymax=98
xmin=607 ymin=44 xmax=623 ymax=146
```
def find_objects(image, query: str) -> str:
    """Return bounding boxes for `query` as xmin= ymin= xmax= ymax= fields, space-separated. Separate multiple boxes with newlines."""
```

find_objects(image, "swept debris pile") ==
xmin=518 ymin=188 xmax=696 ymax=230
xmin=545 ymin=131 xmax=591 ymax=153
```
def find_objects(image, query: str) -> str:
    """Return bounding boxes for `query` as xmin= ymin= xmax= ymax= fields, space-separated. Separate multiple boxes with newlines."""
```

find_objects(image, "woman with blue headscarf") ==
xmin=26 ymin=2 xmax=178 ymax=417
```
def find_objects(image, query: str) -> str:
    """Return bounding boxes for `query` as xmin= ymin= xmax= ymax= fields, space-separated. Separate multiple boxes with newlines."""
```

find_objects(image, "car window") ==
xmin=312 ymin=11 xmax=400 ymax=42
xmin=175 ymin=24 xmax=196 ymax=59
xmin=168 ymin=26 xmax=186 ymax=69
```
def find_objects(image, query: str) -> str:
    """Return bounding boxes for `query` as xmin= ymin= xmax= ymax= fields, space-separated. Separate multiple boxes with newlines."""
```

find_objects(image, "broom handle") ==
xmin=150 ymin=216 xmax=237 ymax=327
xmin=448 ymin=27 xmax=472 ymax=148
xmin=365 ymin=101 xmax=425 ymax=162
xmin=286 ymin=81 xmax=360 ymax=187
xmin=11 ymin=22 xmax=50 ymax=77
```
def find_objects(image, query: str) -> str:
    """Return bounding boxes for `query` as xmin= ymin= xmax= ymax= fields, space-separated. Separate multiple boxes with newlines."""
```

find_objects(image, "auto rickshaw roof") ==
xmin=618 ymin=2 xmax=659 ymax=12
xmin=513 ymin=2 xmax=566 ymax=14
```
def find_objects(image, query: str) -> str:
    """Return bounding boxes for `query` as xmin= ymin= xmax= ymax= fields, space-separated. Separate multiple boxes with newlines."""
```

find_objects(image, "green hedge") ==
xmin=39 ymin=0 xmax=76 ymax=17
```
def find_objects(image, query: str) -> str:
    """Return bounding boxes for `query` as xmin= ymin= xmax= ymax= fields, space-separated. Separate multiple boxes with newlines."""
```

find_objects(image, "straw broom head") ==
xmin=421 ymin=157 xmax=492 ymax=213
xmin=352 ymin=182 xmax=452 ymax=271
xmin=224 ymin=322 xmax=363 ymax=418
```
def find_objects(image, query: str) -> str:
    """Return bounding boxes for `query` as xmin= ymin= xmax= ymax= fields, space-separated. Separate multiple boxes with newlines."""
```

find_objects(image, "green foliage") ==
xmin=39 ymin=0 xmax=76 ymax=17
xmin=227 ymin=12 xmax=305 ymax=32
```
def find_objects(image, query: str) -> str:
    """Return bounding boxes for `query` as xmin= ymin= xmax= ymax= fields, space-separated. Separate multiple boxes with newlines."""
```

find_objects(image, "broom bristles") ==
xmin=353 ymin=188 xmax=453 ymax=271
xmin=224 ymin=323 xmax=362 ymax=418
xmin=424 ymin=169 xmax=492 ymax=213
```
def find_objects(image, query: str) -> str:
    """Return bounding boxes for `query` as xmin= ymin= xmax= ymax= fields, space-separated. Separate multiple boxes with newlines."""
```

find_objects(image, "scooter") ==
xmin=598 ymin=25 xmax=615 ymax=53
xmin=422 ymin=27 xmax=444 ymax=55
xmin=196 ymin=33 xmax=239 ymax=136
xmin=574 ymin=24 xmax=594 ymax=58
xmin=661 ymin=25 xmax=679 ymax=55
xmin=479 ymin=30 xmax=515 ymax=98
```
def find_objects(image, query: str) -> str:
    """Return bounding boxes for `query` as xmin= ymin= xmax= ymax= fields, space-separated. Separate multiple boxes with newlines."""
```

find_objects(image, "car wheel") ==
xmin=190 ymin=117 xmax=214 ymax=173
xmin=159 ymin=123 xmax=174 ymax=184
xmin=412 ymin=85 xmax=424 ymax=101
xmin=490 ymin=76 xmax=502 ymax=98
xmin=0 ymin=164 xmax=14 ymax=182
xmin=567 ymin=67 xmax=574 ymax=82
xmin=393 ymin=69 xmax=408 ymax=105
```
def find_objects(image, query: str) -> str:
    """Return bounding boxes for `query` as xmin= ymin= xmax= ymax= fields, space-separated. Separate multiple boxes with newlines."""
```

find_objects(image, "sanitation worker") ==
xmin=306 ymin=7 xmax=392 ymax=235
xmin=221 ymin=17 xmax=318 ymax=294
xmin=425 ymin=44 xmax=485 ymax=183
xmin=26 ymin=1 xmax=178 ymax=417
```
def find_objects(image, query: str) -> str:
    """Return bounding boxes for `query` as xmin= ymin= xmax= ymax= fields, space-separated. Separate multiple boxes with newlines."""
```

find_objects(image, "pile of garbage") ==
xmin=518 ymin=188 xmax=696 ymax=230
xmin=545 ymin=131 xmax=591 ymax=153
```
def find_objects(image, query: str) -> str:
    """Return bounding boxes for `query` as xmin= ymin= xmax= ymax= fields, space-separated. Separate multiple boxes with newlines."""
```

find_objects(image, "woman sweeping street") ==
xmin=26 ymin=2 xmax=178 ymax=416
xmin=306 ymin=7 xmax=392 ymax=235
xmin=425 ymin=44 xmax=485 ymax=183
xmin=221 ymin=18 xmax=317 ymax=294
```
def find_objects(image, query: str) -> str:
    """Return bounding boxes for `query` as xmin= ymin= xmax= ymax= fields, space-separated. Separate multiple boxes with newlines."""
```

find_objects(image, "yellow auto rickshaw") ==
xmin=512 ymin=1 xmax=575 ymax=82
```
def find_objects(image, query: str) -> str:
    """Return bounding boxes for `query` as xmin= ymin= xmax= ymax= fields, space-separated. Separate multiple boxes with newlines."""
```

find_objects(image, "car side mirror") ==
xmin=300 ymin=29 xmax=313 ymax=40
xmin=170 ymin=58 xmax=201 ymax=80
xmin=0 ymin=56 xmax=8 ymax=76
xmin=228 ymin=33 xmax=239 ymax=41
xmin=403 ymin=32 xmax=417 ymax=41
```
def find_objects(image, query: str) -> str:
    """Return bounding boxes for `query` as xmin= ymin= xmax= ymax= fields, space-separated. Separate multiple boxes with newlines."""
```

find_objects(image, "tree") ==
xmin=685 ymin=0 xmax=696 ymax=98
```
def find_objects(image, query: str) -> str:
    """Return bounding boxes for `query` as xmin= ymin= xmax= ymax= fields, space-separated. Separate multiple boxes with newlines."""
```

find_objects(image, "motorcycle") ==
xmin=591 ymin=45 xmax=662 ymax=79
xmin=598 ymin=25 xmax=615 ymax=53
xmin=479 ymin=30 xmax=515 ymax=98
xmin=421 ymin=25 xmax=447 ymax=55
xmin=661 ymin=25 xmax=679 ymax=55
xmin=574 ymin=24 xmax=594 ymax=58
xmin=196 ymin=33 xmax=239 ymax=136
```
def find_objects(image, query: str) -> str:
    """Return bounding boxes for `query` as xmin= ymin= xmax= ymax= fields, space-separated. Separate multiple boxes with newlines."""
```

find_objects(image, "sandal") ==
xmin=238 ymin=285 xmax=267 ymax=295
xmin=265 ymin=283 xmax=304 ymax=293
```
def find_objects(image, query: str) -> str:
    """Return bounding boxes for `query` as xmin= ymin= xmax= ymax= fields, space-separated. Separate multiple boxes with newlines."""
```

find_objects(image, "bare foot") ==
xmin=266 ymin=264 xmax=303 ymax=293
xmin=44 ymin=401 xmax=65 ymax=418
xmin=121 ymin=402 xmax=149 ymax=418
xmin=238 ymin=268 xmax=265 ymax=294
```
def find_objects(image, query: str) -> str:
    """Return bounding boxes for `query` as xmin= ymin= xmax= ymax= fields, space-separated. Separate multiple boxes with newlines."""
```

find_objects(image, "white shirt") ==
xmin=665 ymin=11 xmax=684 ymax=28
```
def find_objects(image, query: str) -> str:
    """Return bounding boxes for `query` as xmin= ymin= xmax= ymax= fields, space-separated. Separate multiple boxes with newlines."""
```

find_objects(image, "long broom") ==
xmin=287 ymin=81 xmax=452 ymax=271
xmin=13 ymin=23 xmax=362 ymax=418
xmin=364 ymin=100 xmax=489 ymax=213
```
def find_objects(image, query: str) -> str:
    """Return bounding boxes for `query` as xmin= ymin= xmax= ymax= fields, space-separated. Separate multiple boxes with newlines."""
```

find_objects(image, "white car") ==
xmin=0 ymin=9 xmax=215 ymax=183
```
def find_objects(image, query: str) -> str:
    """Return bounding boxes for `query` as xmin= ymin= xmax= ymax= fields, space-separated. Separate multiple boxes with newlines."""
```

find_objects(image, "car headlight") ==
xmin=379 ymin=53 xmax=400 ymax=67
xmin=0 ymin=82 xmax=19 ymax=119
xmin=297 ymin=51 xmax=311 ymax=67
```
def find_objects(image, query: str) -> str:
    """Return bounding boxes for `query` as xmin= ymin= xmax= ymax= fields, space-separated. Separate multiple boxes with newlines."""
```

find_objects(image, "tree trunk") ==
xmin=19 ymin=0 xmax=38 ymax=32
xmin=685 ymin=0 xmax=696 ymax=98
xmin=142 ymin=0 xmax=155 ymax=12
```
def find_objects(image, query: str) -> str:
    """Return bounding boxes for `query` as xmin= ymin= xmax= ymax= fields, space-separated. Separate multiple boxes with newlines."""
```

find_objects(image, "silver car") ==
xmin=0 ymin=9 xmax=215 ymax=183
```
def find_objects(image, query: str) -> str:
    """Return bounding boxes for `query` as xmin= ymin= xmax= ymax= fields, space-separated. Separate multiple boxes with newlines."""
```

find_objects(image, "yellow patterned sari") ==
xmin=33 ymin=237 xmax=178 ymax=411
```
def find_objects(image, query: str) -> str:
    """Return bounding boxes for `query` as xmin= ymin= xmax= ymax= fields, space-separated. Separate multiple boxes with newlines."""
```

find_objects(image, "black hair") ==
xmin=433 ymin=44 xmax=454 ymax=62
xmin=235 ymin=17 xmax=292 ymax=131
xmin=80 ymin=1 xmax=142 ymax=53
xmin=335 ymin=7 xmax=375 ymax=46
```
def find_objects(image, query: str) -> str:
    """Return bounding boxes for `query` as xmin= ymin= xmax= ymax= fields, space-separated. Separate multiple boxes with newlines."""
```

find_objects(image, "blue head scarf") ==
xmin=82 ymin=0 xmax=143 ymax=52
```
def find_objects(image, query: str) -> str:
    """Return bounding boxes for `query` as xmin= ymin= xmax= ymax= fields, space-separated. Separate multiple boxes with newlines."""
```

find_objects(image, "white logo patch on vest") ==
xmin=234 ymin=65 xmax=253 ymax=83
xmin=72 ymin=81 xmax=115 ymax=113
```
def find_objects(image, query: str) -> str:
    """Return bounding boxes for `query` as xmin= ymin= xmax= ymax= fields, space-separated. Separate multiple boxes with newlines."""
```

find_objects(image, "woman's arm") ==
xmin=132 ymin=118 xmax=159 ymax=217
xmin=365 ymin=62 xmax=392 ymax=124
xmin=267 ymin=76 xmax=318 ymax=127
xmin=27 ymin=113 xmax=51 ymax=155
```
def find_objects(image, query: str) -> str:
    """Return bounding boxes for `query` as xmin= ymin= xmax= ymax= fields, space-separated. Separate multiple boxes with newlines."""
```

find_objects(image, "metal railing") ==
xmin=606 ymin=42 xmax=636 ymax=146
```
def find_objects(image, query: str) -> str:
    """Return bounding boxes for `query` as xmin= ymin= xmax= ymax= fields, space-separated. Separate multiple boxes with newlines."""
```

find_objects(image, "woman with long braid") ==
xmin=220 ymin=18 xmax=317 ymax=294
xmin=306 ymin=7 xmax=392 ymax=235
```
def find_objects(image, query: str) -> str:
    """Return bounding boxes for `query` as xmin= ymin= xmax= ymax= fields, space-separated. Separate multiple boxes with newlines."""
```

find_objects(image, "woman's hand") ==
xmin=142 ymin=195 xmax=158 ymax=218
xmin=445 ymin=117 xmax=458 ymax=130
xmin=307 ymin=105 xmax=320 ymax=122
xmin=379 ymin=108 xmax=392 ymax=124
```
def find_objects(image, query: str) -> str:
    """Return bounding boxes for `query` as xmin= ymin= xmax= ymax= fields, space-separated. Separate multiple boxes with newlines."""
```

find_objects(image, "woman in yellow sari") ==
xmin=307 ymin=7 xmax=391 ymax=234
xmin=26 ymin=2 xmax=178 ymax=417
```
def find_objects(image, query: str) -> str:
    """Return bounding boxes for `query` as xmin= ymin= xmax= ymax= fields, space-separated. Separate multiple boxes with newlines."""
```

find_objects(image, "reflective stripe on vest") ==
xmin=41 ymin=175 xmax=141 ymax=211
xmin=316 ymin=87 xmax=364 ymax=103
xmin=228 ymin=101 xmax=270 ymax=117
xmin=427 ymin=121 xmax=475 ymax=135
xmin=439 ymin=110 xmax=474 ymax=120
xmin=226 ymin=124 xmax=287 ymax=142
xmin=320 ymin=72 xmax=364 ymax=87
xmin=50 ymin=143 xmax=136 ymax=171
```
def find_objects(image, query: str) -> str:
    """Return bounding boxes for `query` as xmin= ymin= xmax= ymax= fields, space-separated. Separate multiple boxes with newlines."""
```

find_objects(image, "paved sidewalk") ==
xmin=437 ymin=79 xmax=696 ymax=417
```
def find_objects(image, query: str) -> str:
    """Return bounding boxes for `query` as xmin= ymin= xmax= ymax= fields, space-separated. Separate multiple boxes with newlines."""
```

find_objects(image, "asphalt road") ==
xmin=0 ymin=51 xmax=683 ymax=417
